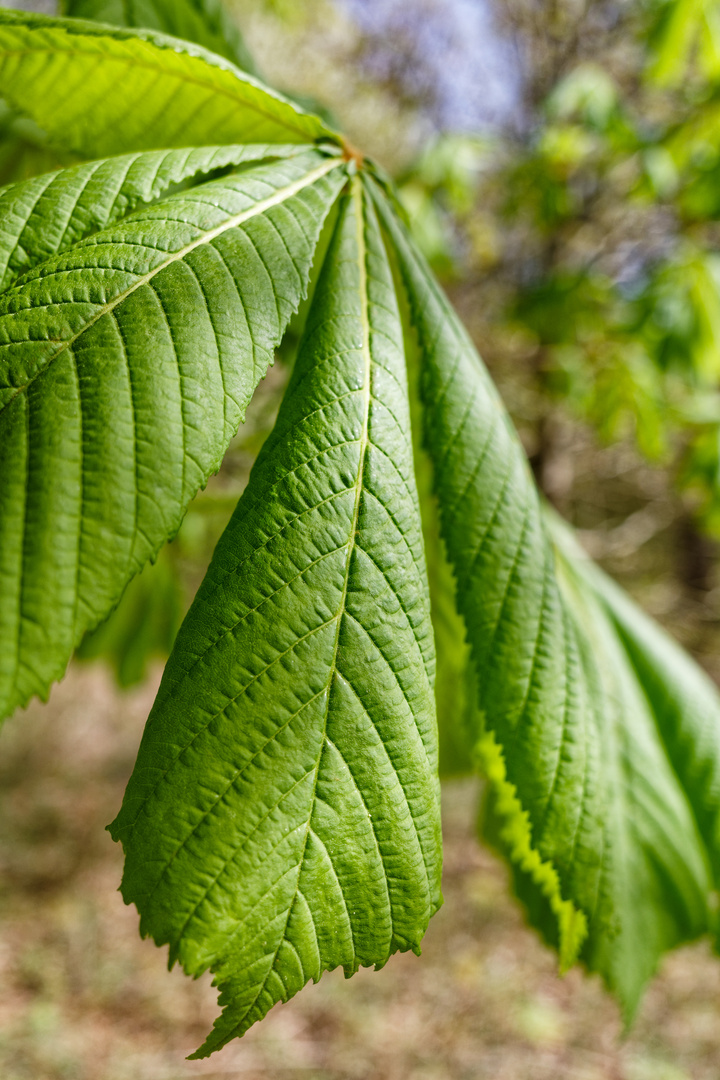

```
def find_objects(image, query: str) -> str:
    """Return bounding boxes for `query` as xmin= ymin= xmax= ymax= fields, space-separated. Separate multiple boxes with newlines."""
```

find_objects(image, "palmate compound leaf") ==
xmin=0 ymin=11 xmax=334 ymax=159
xmin=0 ymin=144 xmax=347 ymax=720
xmin=62 ymin=0 xmax=258 ymax=74
xmin=370 ymin=175 xmax=720 ymax=1016
xmin=109 ymin=177 xmax=442 ymax=1057
xmin=6 ymin=5 xmax=720 ymax=1044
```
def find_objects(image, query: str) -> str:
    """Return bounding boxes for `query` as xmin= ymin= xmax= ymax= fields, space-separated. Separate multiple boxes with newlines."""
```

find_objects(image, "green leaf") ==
xmin=648 ymin=0 xmax=699 ymax=85
xmin=371 ymin=176 xmax=716 ymax=1017
xmin=478 ymin=729 xmax=589 ymax=973
xmin=429 ymin=525 xmax=481 ymax=778
xmin=549 ymin=513 xmax=720 ymax=900
xmin=0 ymin=142 xmax=306 ymax=291
xmin=110 ymin=178 xmax=442 ymax=1056
xmin=401 ymin=288 xmax=477 ymax=776
xmin=61 ymin=0 xmax=337 ymax=138
xmin=648 ymin=0 xmax=720 ymax=86
xmin=0 ymin=147 xmax=346 ymax=721
xmin=0 ymin=11 xmax=335 ymax=158
xmin=63 ymin=0 xmax=258 ymax=73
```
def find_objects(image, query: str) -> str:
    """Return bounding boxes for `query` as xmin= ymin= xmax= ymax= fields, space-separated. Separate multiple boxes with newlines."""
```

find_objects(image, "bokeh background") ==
xmin=5 ymin=0 xmax=720 ymax=1076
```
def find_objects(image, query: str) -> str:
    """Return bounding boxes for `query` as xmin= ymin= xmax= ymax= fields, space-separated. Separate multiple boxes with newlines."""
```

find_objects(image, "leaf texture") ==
xmin=0 ymin=142 xmax=306 ymax=291
xmin=0 ymin=11 xmax=334 ymax=158
xmin=550 ymin=515 xmax=720 ymax=896
xmin=371 ymin=176 xmax=717 ymax=1015
xmin=0 ymin=147 xmax=346 ymax=720
xmin=63 ymin=0 xmax=258 ymax=73
xmin=6 ymin=8 xmax=720 ymax=1039
xmin=403 ymin=300 xmax=477 ymax=776
xmin=110 ymin=178 xmax=442 ymax=1055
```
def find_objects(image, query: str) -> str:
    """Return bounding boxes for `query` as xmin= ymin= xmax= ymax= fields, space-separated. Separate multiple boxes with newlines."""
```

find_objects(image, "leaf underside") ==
xmin=0 ymin=145 xmax=346 ymax=718
xmin=480 ymin=514 xmax=720 ymax=996
xmin=110 ymin=178 xmax=442 ymax=1056
xmin=3 ymin=5 xmax=720 ymax=1056
xmin=372 ymin=176 xmax=720 ymax=1016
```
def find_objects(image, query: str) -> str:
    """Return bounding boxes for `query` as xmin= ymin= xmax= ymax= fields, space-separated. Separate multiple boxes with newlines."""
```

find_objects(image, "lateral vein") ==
xmin=0 ymin=156 xmax=345 ymax=415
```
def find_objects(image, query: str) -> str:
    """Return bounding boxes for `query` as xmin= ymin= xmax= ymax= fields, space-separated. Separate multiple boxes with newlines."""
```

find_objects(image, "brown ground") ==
xmin=1 ymin=666 xmax=719 ymax=1080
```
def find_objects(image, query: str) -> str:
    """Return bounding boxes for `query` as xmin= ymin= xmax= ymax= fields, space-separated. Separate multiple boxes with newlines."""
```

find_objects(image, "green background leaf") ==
xmin=62 ymin=0 xmax=258 ymax=73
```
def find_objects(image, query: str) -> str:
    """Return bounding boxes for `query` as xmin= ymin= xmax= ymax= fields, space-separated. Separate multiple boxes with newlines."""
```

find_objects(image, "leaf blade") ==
xmin=0 ymin=150 xmax=347 ymax=720
xmin=0 ymin=11 xmax=335 ymax=157
xmin=549 ymin=512 xmax=720 ymax=897
xmin=371 ymin=174 xmax=716 ymax=1015
xmin=110 ymin=177 xmax=442 ymax=1055
xmin=0 ymin=143 xmax=310 ymax=292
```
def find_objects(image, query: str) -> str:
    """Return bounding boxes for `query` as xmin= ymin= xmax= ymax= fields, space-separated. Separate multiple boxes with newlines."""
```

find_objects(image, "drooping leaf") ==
xmin=0 ymin=11 xmax=335 ymax=158
xmin=401 ymin=286 xmax=477 ymax=776
xmin=0 ymin=146 xmax=346 ymax=721
xmin=549 ymin=512 xmax=720 ymax=896
xmin=477 ymin=510 xmax=720 ymax=980
xmin=371 ymin=175 xmax=716 ymax=1016
xmin=478 ymin=729 xmax=589 ymax=973
xmin=63 ymin=0 xmax=258 ymax=74
xmin=110 ymin=178 xmax=442 ymax=1055
xmin=6 ymin=3 xmax=720 ymax=1045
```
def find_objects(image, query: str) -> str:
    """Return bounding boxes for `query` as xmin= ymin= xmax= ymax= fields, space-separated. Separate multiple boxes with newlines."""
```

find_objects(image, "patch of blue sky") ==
xmin=339 ymin=0 xmax=523 ymax=132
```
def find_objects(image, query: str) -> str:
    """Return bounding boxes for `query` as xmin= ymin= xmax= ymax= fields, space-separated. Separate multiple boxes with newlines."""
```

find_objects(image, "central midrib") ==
xmin=0 ymin=155 xmax=345 ymax=414
xmin=290 ymin=175 xmax=372 ymax=936
xmin=234 ymin=179 xmax=373 ymax=1037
